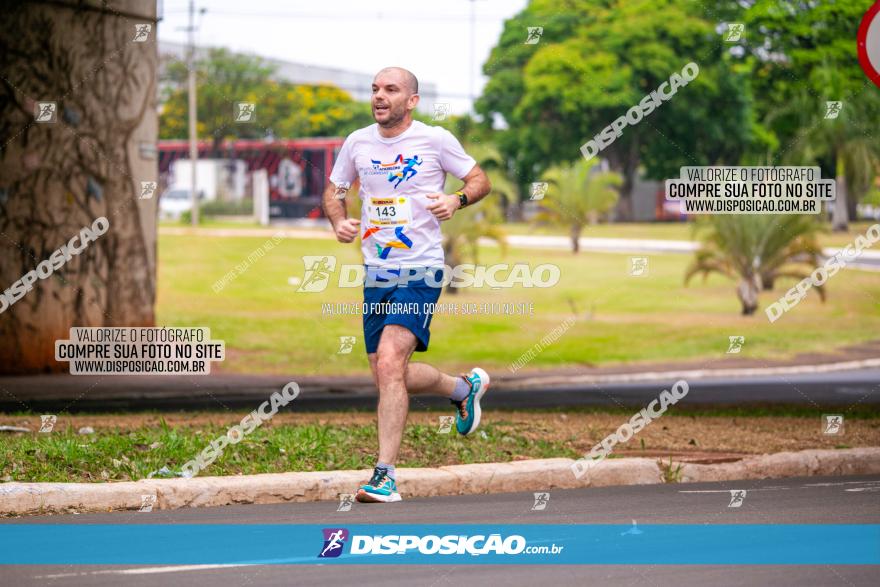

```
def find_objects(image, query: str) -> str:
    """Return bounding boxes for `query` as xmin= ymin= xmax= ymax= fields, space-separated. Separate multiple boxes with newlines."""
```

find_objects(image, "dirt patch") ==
xmin=3 ymin=412 xmax=877 ymax=456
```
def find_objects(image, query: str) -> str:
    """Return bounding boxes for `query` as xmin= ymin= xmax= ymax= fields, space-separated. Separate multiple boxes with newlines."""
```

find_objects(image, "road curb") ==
xmin=676 ymin=447 xmax=880 ymax=482
xmin=1 ymin=448 xmax=878 ymax=516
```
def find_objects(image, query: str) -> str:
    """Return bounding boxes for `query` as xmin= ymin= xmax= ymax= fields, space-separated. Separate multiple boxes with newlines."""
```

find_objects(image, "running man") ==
xmin=323 ymin=66 xmax=492 ymax=503
xmin=389 ymin=155 xmax=422 ymax=188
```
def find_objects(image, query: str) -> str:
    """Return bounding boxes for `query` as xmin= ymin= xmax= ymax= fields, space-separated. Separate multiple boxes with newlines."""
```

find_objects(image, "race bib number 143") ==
xmin=369 ymin=196 xmax=412 ymax=227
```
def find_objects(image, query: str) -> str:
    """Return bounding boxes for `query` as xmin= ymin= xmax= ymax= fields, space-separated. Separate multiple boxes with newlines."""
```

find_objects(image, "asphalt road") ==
xmin=3 ymin=475 xmax=879 ymax=586
xmin=1 ymin=368 xmax=878 ymax=412
xmin=499 ymin=368 xmax=880 ymax=409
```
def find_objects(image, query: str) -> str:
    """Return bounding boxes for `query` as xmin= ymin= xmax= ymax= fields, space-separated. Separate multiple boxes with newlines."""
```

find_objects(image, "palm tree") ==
xmin=685 ymin=215 xmax=825 ymax=315
xmin=441 ymin=150 xmax=509 ymax=294
xmin=440 ymin=201 xmax=508 ymax=293
xmin=461 ymin=142 xmax=519 ymax=218
xmin=774 ymin=72 xmax=880 ymax=232
xmin=533 ymin=159 xmax=622 ymax=252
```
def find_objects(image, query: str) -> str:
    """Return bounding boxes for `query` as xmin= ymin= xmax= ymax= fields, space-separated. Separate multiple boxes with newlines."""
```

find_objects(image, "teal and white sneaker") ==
xmin=356 ymin=466 xmax=402 ymax=503
xmin=451 ymin=367 xmax=491 ymax=436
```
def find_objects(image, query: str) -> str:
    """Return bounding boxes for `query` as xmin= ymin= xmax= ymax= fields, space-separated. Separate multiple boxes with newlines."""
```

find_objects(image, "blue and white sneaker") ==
xmin=451 ymin=367 xmax=491 ymax=436
xmin=356 ymin=466 xmax=402 ymax=503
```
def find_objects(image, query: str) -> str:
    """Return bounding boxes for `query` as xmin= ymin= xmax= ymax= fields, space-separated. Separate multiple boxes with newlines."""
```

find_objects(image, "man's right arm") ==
xmin=324 ymin=135 xmax=361 ymax=243
xmin=322 ymin=180 xmax=360 ymax=243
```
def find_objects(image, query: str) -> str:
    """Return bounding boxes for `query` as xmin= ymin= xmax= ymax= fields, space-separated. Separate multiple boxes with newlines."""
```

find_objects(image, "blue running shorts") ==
xmin=362 ymin=266 xmax=444 ymax=354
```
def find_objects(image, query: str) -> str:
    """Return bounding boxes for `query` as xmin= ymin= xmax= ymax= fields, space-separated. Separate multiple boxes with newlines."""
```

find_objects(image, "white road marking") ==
xmin=802 ymin=480 xmax=880 ymax=487
xmin=682 ymin=480 xmax=880 ymax=494
xmin=36 ymin=564 xmax=252 ymax=579
xmin=678 ymin=488 xmax=787 ymax=493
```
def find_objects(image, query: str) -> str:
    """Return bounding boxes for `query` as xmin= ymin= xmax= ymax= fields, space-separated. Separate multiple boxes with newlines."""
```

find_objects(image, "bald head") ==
xmin=375 ymin=67 xmax=419 ymax=96
xmin=371 ymin=67 xmax=420 ymax=132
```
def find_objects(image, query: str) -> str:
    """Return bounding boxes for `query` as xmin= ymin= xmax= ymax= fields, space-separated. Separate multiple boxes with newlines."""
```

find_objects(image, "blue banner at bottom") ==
xmin=1 ymin=524 xmax=877 ymax=565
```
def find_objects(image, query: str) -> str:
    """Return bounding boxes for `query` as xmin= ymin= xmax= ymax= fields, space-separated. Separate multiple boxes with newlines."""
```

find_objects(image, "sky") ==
xmin=158 ymin=0 xmax=530 ymax=114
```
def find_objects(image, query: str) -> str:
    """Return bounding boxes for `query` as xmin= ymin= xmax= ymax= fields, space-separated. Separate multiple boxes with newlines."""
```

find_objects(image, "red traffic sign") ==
xmin=858 ymin=1 xmax=880 ymax=88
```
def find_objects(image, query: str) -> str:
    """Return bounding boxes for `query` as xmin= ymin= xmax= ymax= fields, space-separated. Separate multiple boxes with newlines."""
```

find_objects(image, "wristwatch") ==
xmin=454 ymin=190 xmax=469 ymax=208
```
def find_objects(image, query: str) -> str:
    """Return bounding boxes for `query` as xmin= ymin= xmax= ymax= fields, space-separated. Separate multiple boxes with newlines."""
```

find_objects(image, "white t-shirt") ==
xmin=329 ymin=120 xmax=476 ymax=268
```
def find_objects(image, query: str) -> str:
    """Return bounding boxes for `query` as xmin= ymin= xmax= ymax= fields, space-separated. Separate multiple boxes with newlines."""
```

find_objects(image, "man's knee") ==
xmin=375 ymin=326 xmax=415 ymax=387
xmin=376 ymin=347 xmax=406 ymax=379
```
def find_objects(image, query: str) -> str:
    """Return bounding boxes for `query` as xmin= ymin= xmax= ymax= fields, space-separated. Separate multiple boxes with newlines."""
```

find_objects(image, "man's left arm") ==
xmin=425 ymin=164 xmax=492 ymax=221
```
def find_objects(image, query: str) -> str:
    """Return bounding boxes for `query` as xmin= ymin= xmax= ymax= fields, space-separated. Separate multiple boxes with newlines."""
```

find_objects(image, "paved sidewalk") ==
xmin=159 ymin=225 xmax=880 ymax=269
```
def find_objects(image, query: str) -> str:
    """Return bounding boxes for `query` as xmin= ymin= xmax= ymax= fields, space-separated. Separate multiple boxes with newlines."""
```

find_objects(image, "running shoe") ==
xmin=355 ymin=466 xmax=402 ymax=503
xmin=451 ymin=367 xmax=490 ymax=436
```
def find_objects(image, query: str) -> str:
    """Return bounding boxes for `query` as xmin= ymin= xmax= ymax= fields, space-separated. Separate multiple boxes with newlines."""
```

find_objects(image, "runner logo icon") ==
xmin=318 ymin=528 xmax=349 ymax=558
xmin=298 ymin=256 xmax=337 ymax=292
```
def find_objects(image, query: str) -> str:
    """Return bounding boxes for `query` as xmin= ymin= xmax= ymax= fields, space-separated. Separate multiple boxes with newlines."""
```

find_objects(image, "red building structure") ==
xmin=158 ymin=137 xmax=344 ymax=219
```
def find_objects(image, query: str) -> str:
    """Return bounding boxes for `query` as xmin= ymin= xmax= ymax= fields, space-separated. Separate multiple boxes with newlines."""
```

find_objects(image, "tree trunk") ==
xmin=846 ymin=178 xmax=859 ymax=222
xmin=616 ymin=176 xmax=634 ymax=221
xmin=831 ymin=152 xmax=849 ymax=232
xmin=611 ymin=138 xmax=639 ymax=221
xmin=570 ymin=224 xmax=581 ymax=253
xmin=444 ymin=240 xmax=460 ymax=295
xmin=0 ymin=2 xmax=159 ymax=374
xmin=737 ymin=277 xmax=759 ymax=316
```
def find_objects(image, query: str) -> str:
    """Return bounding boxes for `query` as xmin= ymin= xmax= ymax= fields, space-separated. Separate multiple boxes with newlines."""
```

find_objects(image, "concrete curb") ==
xmin=676 ymin=447 xmax=880 ymax=482
xmin=2 ymin=448 xmax=878 ymax=516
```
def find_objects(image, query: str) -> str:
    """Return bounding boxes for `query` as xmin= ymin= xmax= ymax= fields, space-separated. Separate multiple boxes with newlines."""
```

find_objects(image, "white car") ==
xmin=159 ymin=188 xmax=205 ymax=220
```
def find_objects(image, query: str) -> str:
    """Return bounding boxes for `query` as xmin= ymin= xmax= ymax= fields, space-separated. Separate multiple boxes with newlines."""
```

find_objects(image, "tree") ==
xmin=160 ymin=49 xmax=373 ymax=147
xmin=270 ymin=85 xmax=373 ymax=139
xmin=780 ymin=86 xmax=880 ymax=232
xmin=461 ymin=141 xmax=519 ymax=219
xmin=684 ymin=214 xmax=825 ymax=315
xmin=0 ymin=2 xmax=158 ymax=373
xmin=440 ymin=204 xmax=508 ymax=295
xmin=743 ymin=0 xmax=880 ymax=230
xmin=477 ymin=0 xmax=752 ymax=219
xmin=162 ymin=48 xmax=275 ymax=149
xmin=534 ymin=159 xmax=622 ymax=253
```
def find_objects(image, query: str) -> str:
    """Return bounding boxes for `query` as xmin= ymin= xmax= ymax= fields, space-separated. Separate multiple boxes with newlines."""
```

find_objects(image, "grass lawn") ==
xmin=156 ymin=231 xmax=880 ymax=375
xmin=3 ymin=408 xmax=878 ymax=483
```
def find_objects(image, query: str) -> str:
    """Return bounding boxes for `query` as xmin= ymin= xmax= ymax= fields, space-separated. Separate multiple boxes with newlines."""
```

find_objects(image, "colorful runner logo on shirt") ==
xmin=374 ymin=226 xmax=413 ymax=259
xmin=369 ymin=154 xmax=422 ymax=188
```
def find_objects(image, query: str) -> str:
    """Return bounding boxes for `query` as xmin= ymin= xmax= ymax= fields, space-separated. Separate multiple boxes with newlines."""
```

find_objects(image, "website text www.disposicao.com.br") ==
xmin=318 ymin=530 xmax=564 ymax=559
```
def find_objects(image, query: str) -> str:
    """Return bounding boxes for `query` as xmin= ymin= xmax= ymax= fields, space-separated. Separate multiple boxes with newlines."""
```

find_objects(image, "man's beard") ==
xmin=375 ymin=103 xmax=406 ymax=127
